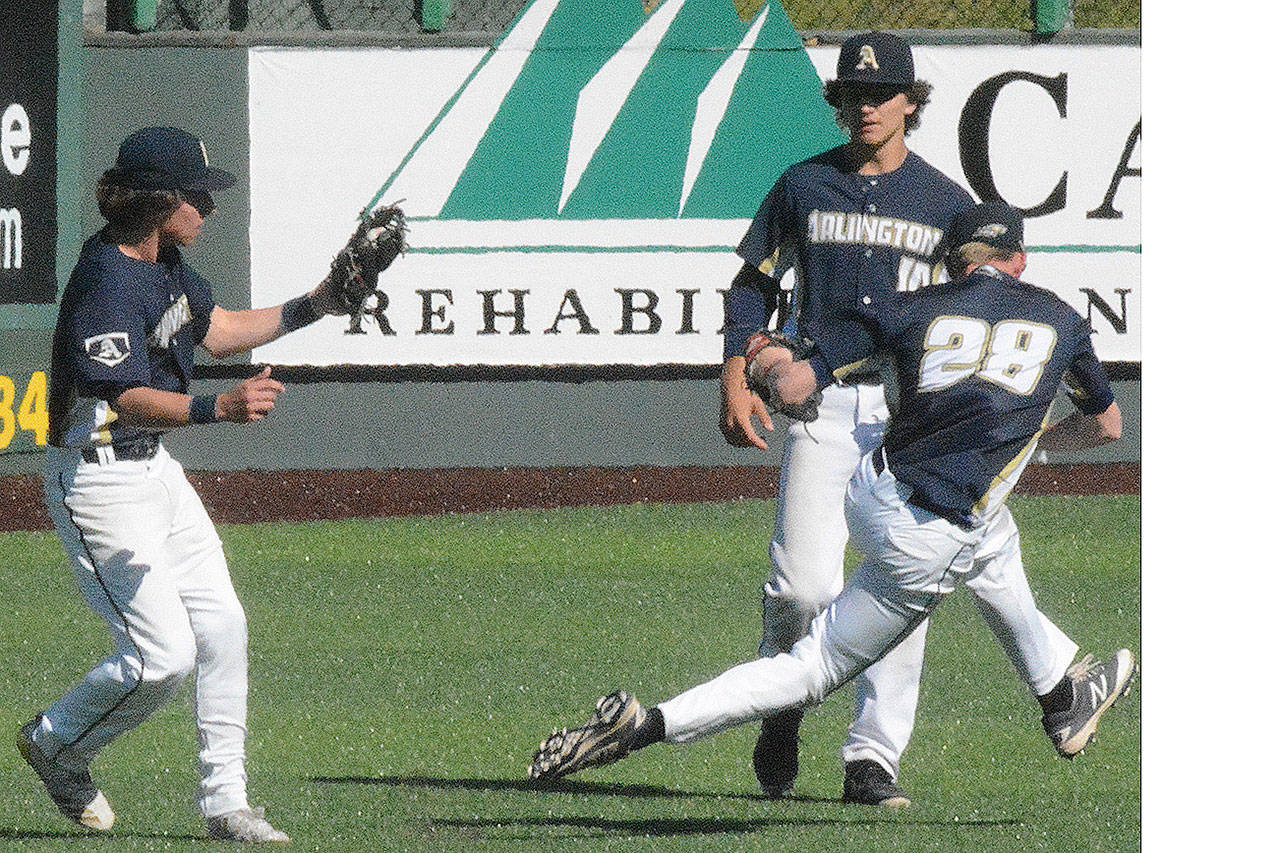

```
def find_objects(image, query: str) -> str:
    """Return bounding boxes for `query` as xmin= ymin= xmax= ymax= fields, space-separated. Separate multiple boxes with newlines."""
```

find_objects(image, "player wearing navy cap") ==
xmin=528 ymin=203 xmax=1136 ymax=791
xmin=18 ymin=127 xmax=352 ymax=843
xmin=720 ymin=32 xmax=1082 ymax=805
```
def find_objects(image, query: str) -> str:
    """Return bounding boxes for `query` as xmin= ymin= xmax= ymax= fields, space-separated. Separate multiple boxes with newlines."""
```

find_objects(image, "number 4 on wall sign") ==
xmin=0 ymin=370 xmax=49 ymax=449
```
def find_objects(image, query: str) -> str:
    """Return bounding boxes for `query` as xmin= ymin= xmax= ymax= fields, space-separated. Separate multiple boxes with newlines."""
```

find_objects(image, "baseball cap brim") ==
xmin=836 ymin=71 xmax=912 ymax=88
xmin=188 ymin=166 xmax=236 ymax=192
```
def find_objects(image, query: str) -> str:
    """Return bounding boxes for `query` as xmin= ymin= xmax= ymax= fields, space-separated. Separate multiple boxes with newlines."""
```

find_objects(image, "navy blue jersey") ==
xmin=726 ymin=147 xmax=974 ymax=368
xmin=832 ymin=267 xmax=1114 ymax=529
xmin=49 ymin=233 xmax=214 ymax=448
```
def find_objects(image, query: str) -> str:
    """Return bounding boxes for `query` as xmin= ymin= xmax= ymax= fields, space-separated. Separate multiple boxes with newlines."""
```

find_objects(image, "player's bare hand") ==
xmin=218 ymin=366 xmax=285 ymax=423
xmin=720 ymin=358 xmax=773 ymax=450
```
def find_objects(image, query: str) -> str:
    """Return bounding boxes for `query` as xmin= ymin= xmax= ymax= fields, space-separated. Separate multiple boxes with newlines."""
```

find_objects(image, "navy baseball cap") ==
xmin=835 ymin=32 xmax=915 ymax=89
xmin=951 ymin=203 xmax=1025 ymax=253
xmin=110 ymin=127 xmax=236 ymax=193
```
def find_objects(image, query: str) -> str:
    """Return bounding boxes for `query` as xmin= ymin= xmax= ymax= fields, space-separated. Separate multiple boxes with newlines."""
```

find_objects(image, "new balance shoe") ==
xmin=842 ymin=759 xmax=911 ymax=807
xmin=16 ymin=717 xmax=115 ymax=831
xmin=207 ymin=806 xmax=291 ymax=844
xmin=529 ymin=691 xmax=641 ymax=781
xmin=752 ymin=708 xmax=803 ymax=798
xmin=1042 ymin=648 xmax=1138 ymax=758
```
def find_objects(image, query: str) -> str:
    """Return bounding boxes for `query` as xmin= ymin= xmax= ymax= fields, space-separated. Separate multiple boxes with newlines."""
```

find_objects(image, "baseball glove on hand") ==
xmin=313 ymin=204 xmax=408 ymax=316
xmin=744 ymin=330 xmax=823 ymax=423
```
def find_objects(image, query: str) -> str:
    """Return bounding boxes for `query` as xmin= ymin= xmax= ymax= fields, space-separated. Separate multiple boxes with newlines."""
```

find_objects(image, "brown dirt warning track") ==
xmin=0 ymin=463 xmax=1137 ymax=532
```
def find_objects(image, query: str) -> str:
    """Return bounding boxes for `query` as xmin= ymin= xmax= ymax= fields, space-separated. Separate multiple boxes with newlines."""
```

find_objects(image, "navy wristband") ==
xmin=280 ymin=294 xmax=322 ymax=333
xmin=190 ymin=394 xmax=219 ymax=424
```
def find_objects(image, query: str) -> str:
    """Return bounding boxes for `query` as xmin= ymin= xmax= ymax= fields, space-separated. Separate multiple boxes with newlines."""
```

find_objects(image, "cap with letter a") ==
xmin=835 ymin=31 xmax=915 ymax=89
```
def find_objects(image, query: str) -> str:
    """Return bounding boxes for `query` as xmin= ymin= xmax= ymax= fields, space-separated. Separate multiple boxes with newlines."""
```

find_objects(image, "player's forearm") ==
xmin=1038 ymin=403 xmax=1122 ymax=452
xmin=114 ymin=386 xmax=224 ymax=428
xmin=201 ymin=304 xmax=290 ymax=358
xmin=722 ymin=356 xmax=750 ymax=394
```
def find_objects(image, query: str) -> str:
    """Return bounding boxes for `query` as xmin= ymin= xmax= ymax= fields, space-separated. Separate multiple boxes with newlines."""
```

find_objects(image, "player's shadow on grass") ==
xmin=313 ymin=773 xmax=830 ymax=803
xmin=311 ymin=775 xmax=1023 ymax=828
xmin=0 ymin=828 xmax=205 ymax=842
xmin=429 ymin=815 xmax=846 ymax=838
xmin=428 ymin=814 xmax=1023 ymax=840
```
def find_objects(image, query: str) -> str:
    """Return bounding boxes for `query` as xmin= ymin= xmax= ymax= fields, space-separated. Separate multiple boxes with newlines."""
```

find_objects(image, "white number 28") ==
xmin=918 ymin=316 xmax=1057 ymax=395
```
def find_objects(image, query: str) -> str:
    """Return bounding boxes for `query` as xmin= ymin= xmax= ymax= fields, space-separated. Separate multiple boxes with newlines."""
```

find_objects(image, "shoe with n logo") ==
xmin=1042 ymin=649 xmax=1138 ymax=758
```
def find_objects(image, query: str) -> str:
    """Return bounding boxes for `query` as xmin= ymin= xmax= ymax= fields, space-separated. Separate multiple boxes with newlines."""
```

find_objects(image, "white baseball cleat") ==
xmin=16 ymin=718 xmax=115 ymax=832
xmin=528 ymin=691 xmax=642 ymax=782
xmin=208 ymin=806 xmax=291 ymax=844
xmin=1042 ymin=649 xmax=1138 ymax=758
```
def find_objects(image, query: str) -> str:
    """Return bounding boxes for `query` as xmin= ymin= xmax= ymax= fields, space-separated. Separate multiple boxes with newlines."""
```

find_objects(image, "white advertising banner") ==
xmin=248 ymin=1 xmax=1140 ymax=368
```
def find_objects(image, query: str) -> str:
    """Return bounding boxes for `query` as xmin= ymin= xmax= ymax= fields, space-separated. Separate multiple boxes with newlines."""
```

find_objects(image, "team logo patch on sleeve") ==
xmin=84 ymin=332 xmax=132 ymax=367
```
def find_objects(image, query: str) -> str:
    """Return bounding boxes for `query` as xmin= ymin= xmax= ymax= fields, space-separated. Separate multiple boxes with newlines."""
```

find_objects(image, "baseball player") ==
xmin=720 ymin=32 xmax=1081 ymax=805
xmin=529 ymin=202 xmax=1136 ymax=790
xmin=18 ymin=127 xmax=358 ymax=843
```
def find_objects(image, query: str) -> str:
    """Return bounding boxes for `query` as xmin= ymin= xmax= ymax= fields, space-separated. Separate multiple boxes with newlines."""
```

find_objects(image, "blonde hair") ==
xmin=946 ymin=242 xmax=1019 ymax=279
xmin=955 ymin=242 xmax=1017 ymax=267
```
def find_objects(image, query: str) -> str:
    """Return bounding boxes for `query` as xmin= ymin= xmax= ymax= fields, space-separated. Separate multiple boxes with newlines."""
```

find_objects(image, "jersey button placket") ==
xmin=864 ymin=183 xmax=879 ymax=258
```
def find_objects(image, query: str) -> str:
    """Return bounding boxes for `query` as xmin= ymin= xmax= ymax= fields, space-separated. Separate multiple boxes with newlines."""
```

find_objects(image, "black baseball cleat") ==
xmin=752 ymin=707 xmax=803 ymax=798
xmin=842 ymin=758 xmax=911 ymax=808
xmin=16 ymin=718 xmax=115 ymax=831
xmin=1042 ymin=648 xmax=1138 ymax=758
xmin=528 ymin=691 xmax=642 ymax=782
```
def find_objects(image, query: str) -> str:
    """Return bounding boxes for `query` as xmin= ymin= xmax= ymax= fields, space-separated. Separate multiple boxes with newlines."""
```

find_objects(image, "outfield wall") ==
xmin=0 ymin=25 xmax=1140 ymax=475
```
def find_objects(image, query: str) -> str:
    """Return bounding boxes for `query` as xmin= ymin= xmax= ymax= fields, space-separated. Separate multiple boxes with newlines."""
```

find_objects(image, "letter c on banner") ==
xmin=958 ymin=72 xmax=1067 ymax=216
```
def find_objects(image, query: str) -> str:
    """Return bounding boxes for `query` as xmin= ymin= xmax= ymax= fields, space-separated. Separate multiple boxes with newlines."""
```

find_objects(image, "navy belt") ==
xmin=82 ymin=435 xmax=161 ymax=463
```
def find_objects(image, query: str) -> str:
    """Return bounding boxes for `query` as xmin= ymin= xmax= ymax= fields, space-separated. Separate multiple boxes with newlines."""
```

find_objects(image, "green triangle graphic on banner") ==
xmin=374 ymin=0 xmax=844 ymax=226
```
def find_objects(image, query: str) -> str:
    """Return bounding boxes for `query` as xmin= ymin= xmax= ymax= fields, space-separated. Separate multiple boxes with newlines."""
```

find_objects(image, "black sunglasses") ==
xmin=840 ymin=85 xmax=907 ymax=106
xmin=178 ymin=189 xmax=217 ymax=217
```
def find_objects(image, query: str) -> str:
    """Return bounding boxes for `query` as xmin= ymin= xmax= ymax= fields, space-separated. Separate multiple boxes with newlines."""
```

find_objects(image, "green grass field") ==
xmin=0 ymin=495 xmax=1138 ymax=851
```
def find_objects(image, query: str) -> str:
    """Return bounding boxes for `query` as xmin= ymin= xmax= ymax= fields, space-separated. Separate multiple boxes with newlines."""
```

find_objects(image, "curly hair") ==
xmin=96 ymin=170 xmax=184 ymax=245
xmin=823 ymin=79 xmax=933 ymax=137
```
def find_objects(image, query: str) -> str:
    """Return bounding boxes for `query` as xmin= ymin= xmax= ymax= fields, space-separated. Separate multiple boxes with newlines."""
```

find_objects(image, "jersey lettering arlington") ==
xmin=807 ymin=211 xmax=946 ymax=256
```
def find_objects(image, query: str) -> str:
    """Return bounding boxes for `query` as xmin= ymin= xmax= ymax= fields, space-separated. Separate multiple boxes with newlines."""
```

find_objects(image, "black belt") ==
xmin=81 ymin=435 xmax=161 ymax=463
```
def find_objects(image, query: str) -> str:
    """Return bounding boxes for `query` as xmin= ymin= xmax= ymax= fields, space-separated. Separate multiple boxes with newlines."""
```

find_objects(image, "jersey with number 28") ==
xmin=840 ymin=266 xmax=1114 ymax=529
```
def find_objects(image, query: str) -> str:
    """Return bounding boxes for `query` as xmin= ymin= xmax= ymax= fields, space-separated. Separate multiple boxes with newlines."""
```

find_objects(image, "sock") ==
xmin=630 ymin=707 xmax=665 ymax=750
xmin=1038 ymin=674 xmax=1074 ymax=715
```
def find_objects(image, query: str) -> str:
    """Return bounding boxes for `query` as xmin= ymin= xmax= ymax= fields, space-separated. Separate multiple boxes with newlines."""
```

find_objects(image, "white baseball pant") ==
xmin=661 ymin=452 xmax=981 ymax=741
xmin=760 ymin=383 xmax=1077 ymax=778
xmin=40 ymin=443 xmax=251 ymax=818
